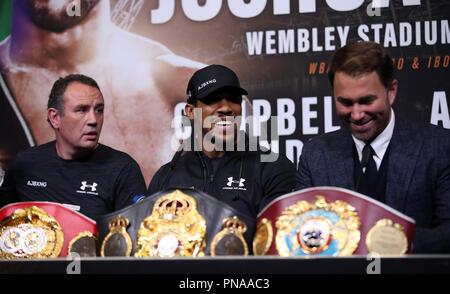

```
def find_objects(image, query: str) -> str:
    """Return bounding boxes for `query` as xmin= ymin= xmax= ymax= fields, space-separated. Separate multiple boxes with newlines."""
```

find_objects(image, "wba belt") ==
xmin=253 ymin=187 xmax=415 ymax=256
xmin=97 ymin=188 xmax=255 ymax=257
xmin=0 ymin=202 xmax=97 ymax=258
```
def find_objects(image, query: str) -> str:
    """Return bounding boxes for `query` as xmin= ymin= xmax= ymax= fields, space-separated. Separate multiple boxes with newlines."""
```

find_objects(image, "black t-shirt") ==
xmin=0 ymin=141 xmax=147 ymax=221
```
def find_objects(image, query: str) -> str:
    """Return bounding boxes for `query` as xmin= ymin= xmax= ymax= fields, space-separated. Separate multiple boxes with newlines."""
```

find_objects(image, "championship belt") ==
xmin=0 ymin=202 xmax=98 ymax=258
xmin=253 ymin=187 xmax=415 ymax=256
xmin=97 ymin=188 xmax=255 ymax=257
xmin=135 ymin=190 xmax=206 ymax=257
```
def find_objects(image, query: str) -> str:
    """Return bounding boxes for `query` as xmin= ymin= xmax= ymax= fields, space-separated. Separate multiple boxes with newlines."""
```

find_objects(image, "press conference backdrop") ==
xmin=0 ymin=0 xmax=449 ymax=185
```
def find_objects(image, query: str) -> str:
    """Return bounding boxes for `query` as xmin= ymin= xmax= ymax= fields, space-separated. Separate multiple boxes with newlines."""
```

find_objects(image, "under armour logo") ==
xmin=80 ymin=181 xmax=98 ymax=192
xmin=227 ymin=177 xmax=245 ymax=187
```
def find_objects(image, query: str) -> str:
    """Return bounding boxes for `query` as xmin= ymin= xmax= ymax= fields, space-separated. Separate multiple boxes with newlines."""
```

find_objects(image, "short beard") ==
xmin=18 ymin=0 xmax=100 ymax=33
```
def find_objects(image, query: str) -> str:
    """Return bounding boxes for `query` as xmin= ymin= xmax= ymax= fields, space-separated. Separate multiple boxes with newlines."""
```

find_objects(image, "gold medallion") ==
xmin=211 ymin=216 xmax=248 ymax=256
xmin=68 ymin=231 xmax=98 ymax=257
xmin=253 ymin=218 xmax=273 ymax=256
xmin=366 ymin=219 xmax=408 ymax=255
xmin=101 ymin=216 xmax=132 ymax=257
xmin=275 ymin=195 xmax=360 ymax=256
xmin=135 ymin=190 xmax=206 ymax=257
xmin=0 ymin=206 xmax=63 ymax=258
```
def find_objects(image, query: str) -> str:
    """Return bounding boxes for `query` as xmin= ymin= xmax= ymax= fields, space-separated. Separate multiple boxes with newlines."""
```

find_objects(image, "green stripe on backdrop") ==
xmin=0 ymin=0 xmax=12 ymax=41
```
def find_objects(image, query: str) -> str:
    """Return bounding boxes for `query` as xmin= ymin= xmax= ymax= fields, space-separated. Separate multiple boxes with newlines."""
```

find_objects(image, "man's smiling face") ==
xmin=333 ymin=71 xmax=397 ymax=143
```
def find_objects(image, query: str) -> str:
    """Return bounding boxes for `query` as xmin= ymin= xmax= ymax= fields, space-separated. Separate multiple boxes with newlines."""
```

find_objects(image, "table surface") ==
xmin=1 ymin=255 xmax=449 ymax=274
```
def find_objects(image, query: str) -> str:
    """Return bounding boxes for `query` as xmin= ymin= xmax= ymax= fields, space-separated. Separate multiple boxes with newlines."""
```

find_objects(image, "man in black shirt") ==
xmin=148 ymin=65 xmax=296 ymax=219
xmin=0 ymin=74 xmax=147 ymax=220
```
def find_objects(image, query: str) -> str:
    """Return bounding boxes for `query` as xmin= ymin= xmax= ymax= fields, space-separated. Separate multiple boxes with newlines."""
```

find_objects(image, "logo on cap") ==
xmin=197 ymin=79 xmax=217 ymax=91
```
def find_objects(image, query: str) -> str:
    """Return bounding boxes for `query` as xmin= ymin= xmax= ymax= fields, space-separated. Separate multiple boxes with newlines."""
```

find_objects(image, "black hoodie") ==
xmin=148 ymin=133 xmax=296 ymax=219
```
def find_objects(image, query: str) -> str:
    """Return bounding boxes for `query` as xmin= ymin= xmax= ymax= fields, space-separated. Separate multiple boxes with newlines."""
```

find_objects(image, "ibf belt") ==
xmin=0 ymin=202 xmax=98 ymax=258
xmin=254 ymin=187 xmax=415 ymax=256
xmin=0 ymin=206 xmax=63 ymax=258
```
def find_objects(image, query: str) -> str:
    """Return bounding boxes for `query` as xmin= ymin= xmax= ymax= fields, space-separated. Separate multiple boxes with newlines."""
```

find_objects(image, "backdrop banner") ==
xmin=0 ymin=0 xmax=449 ymax=185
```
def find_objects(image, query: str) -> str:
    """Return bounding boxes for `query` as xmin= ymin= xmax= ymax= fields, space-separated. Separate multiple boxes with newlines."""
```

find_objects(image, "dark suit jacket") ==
xmin=296 ymin=115 xmax=450 ymax=253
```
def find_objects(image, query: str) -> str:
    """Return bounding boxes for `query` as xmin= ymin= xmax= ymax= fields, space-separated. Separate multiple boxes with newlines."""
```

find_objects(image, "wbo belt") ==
xmin=97 ymin=188 xmax=255 ymax=257
xmin=0 ymin=202 xmax=97 ymax=258
xmin=253 ymin=187 xmax=415 ymax=256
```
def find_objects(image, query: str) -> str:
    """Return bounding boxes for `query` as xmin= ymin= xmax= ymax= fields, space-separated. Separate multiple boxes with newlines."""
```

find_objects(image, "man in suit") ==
xmin=296 ymin=41 xmax=450 ymax=253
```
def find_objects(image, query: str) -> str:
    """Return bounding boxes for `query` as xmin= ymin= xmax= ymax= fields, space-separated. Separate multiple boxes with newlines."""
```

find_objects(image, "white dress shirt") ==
xmin=352 ymin=109 xmax=395 ymax=171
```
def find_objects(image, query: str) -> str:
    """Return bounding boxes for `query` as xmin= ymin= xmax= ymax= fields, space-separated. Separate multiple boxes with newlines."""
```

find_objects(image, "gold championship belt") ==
xmin=68 ymin=231 xmax=98 ymax=257
xmin=253 ymin=187 xmax=415 ymax=256
xmin=211 ymin=217 xmax=249 ymax=256
xmin=0 ymin=206 xmax=63 ymax=258
xmin=0 ymin=202 xmax=98 ymax=258
xmin=135 ymin=190 xmax=207 ymax=257
xmin=97 ymin=188 xmax=255 ymax=257
xmin=101 ymin=216 xmax=133 ymax=257
xmin=275 ymin=195 xmax=360 ymax=256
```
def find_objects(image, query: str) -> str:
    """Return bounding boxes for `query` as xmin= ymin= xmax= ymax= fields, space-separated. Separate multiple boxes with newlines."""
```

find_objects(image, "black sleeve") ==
xmin=0 ymin=165 xmax=19 ymax=208
xmin=259 ymin=155 xmax=296 ymax=212
xmin=295 ymin=140 xmax=315 ymax=190
xmin=412 ymin=130 xmax=450 ymax=253
xmin=113 ymin=160 xmax=147 ymax=210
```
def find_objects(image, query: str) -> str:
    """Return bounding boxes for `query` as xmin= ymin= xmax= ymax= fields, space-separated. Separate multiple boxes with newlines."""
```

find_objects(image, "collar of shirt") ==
xmin=352 ymin=109 xmax=395 ymax=170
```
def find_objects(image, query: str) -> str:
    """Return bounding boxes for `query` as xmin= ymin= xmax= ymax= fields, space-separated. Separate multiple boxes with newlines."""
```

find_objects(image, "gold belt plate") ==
xmin=0 ymin=206 xmax=64 ymax=258
xmin=135 ymin=190 xmax=206 ymax=257
xmin=275 ymin=195 xmax=360 ymax=256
